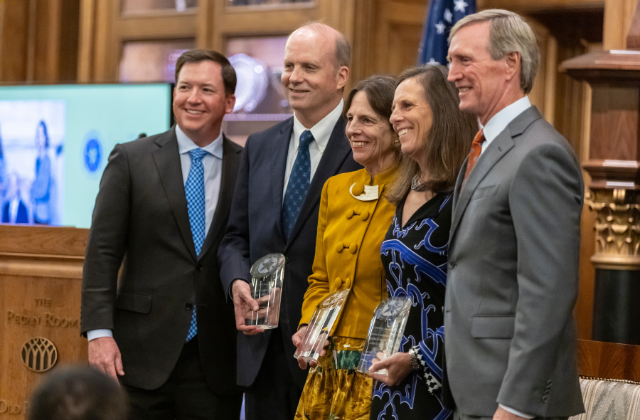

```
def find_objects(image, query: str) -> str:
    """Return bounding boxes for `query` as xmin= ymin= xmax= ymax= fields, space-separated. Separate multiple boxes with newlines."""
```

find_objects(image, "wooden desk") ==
xmin=0 ymin=225 xmax=88 ymax=419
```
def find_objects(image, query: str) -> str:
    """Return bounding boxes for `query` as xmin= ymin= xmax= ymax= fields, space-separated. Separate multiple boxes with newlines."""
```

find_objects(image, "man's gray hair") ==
xmin=449 ymin=9 xmax=539 ymax=94
xmin=294 ymin=22 xmax=351 ymax=69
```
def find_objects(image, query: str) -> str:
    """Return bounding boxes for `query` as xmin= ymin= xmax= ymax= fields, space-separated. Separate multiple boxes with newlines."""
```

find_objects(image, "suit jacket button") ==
xmin=349 ymin=243 xmax=357 ymax=254
xmin=334 ymin=277 xmax=342 ymax=289
xmin=542 ymin=395 xmax=548 ymax=402
xmin=185 ymin=303 xmax=194 ymax=310
xmin=346 ymin=209 xmax=355 ymax=219
xmin=197 ymin=265 xmax=203 ymax=271
xmin=335 ymin=242 xmax=344 ymax=253
xmin=360 ymin=210 xmax=369 ymax=221
xmin=344 ymin=277 xmax=352 ymax=288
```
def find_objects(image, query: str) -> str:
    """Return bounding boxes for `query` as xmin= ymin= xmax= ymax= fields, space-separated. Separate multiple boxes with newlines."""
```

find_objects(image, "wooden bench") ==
xmin=569 ymin=340 xmax=640 ymax=419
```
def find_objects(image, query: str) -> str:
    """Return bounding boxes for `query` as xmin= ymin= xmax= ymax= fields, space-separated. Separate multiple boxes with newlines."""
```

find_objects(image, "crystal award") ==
xmin=293 ymin=288 xmax=349 ymax=363
xmin=357 ymin=296 xmax=412 ymax=375
xmin=244 ymin=253 xmax=286 ymax=329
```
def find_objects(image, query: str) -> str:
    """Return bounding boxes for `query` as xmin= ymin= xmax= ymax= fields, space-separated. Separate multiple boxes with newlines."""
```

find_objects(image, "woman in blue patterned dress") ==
xmin=368 ymin=65 xmax=477 ymax=420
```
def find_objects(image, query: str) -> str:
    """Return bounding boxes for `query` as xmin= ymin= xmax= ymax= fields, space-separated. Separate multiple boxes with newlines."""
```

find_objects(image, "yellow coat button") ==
xmin=352 ymin=182 xmax=365 ymax=196
xmin=344 ymin=277 xmax=352 ymax=288
xmin=360 ymin=210 xmax=370 ymax=221
xmin=335 ymin=242 xmax=344 ymax=253
xmin=334 ymin=277 xmax=342 ymax=289
xmin=349 ymin=243 xmax=357 ymax=254
xmin=346 ymin=209 xmax=355 ymax=219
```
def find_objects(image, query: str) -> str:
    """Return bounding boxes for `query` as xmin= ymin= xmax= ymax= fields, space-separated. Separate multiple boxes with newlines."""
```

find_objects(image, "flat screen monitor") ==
xmin=0 ymin=84 xmax=172 ymax=228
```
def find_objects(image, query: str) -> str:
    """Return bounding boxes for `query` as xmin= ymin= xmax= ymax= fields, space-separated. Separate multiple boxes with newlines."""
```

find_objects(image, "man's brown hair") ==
xmin=175 ymin=49 xmax=237 ymax=95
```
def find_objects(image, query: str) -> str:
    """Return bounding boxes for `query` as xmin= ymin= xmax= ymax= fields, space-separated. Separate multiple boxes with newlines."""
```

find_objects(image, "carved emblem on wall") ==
xmin=21 ymin=337 xmax=58 ymax=373
xmin=588 ymin=188 xmax=640 ymax=269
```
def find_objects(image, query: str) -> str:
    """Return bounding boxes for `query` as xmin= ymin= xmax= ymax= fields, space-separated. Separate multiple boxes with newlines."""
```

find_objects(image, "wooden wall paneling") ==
xmin=576 ymin=197 xmax=596 ymax=339
xmin=603 ymin=0 xmax=637 ymax=50
xmin=92 ymin=0 xmax=116 ymax=82
xmin=574 ymin=44 xmax=602 ymax=340
xmin=116 ymin=13 xmax=197 ymax=40
xmin=211 ymin=1 xmax=317 ymax=53
xmin=589 ymin=85 xmax=640 ymax=161
xmin=527 ymin=19 xmax=551 ymax=119
xmin=543 ymin=36 xmax=559 ymax=124
xmin=25 ymin=0 xmax=37 ymax=82
xmin=374 ymin=0 xmax=427 ymax=76
xmin=0 ymin=226 xmax=89 ymax=420
xmin=196 ymin=0 xmax=214 ymax=49
xmin=77 ymin=0 xmax=96 ymax=83
xmin=33 ymin=0 xmax=61 ymax=82
xmin=478 ymin=0 xmax=604 ymax=12
xmin=317 ymin=0 xmax=358 ymax=92
xmin=58 ymin=0 xmax=80 ymax=82
xmin=349 ymin=0 xmax=376 ymax=85
xmin=0 ymin=0 xmax=30 ymax=82
xmin=0 ymin=0 xmax=3 ymax=79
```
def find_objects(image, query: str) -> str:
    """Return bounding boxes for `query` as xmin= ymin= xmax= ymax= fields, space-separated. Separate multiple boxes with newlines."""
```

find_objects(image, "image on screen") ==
xmin=0 ymin=100 xmax=65 ymax=226
xmin=0 ymin=84 xmax=171 ymax=228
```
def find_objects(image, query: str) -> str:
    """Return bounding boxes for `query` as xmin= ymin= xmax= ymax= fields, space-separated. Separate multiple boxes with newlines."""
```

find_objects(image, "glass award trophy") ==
xmin=244 ymin=253 xmax=286 ymax=329
xmin=357 ymin=296 xmax=412 ymax=375
xmin=293 ymin=289 xmax=349 ymax=363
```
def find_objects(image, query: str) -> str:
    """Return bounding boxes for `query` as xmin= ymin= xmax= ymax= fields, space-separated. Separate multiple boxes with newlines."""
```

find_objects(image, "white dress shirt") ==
xmin=477 ymin=96 xmax=535 ymax=420
xmin=480 ymin=96 xmax=532 ymax=156
xmin=282 ymin=100 xmax=344 ymax=200
xmin=87 ymin=126 xmax=224 ymax=342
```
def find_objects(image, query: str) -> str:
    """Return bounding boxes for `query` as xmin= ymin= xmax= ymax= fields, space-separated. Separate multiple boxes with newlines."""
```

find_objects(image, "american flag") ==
xmin=418 ymin=0 xmax=477 ymax=66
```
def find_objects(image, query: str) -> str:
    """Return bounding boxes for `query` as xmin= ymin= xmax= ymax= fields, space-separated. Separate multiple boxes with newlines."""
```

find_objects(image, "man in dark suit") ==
xmin=81 ymin=49 xmax=244 ymax=419
xmin=218 ymin=23 xmax=361 ymax=420
xmin=444 ymin=9 xmax=585 ymax=420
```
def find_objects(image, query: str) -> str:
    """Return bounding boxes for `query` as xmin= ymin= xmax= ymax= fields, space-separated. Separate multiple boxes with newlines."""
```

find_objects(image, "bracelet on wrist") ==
xmin=408 ymin=347 xmax=421 ymax=371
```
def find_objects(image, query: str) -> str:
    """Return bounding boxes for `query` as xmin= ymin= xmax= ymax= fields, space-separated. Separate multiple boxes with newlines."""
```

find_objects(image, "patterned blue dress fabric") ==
xmin=371 ymin=192 xmax=453 ymax=420
xmin=282 ymin=130 xmax=314 ymax=240
xmin=185 ymin=148 xmax=208 ymax=342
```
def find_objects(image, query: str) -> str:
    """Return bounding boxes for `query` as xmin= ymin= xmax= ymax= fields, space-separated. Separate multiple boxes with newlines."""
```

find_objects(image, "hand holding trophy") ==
xmin=357 ymin=296 xmax=411 ymax=375
xmin=244 ymin=253 xmax=286 ymax=330
xmin=293 ymin=289 xmax=349 ymax=368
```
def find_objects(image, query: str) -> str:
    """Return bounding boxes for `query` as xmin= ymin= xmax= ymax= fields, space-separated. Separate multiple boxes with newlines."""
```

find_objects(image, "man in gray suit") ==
xmin=444 ymin=9 xmax=585 ymax=420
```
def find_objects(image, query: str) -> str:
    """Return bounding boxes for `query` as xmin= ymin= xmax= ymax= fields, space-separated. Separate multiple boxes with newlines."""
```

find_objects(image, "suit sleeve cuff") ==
xmin=87 ymin=329 xmax=113 ymax=341
xmin=499 ymin=404 xmax=535 ymax=419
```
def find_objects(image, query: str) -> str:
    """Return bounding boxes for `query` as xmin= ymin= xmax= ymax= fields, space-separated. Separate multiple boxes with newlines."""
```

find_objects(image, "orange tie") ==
xmin=464 ymin=129 xmax=486 ymax=180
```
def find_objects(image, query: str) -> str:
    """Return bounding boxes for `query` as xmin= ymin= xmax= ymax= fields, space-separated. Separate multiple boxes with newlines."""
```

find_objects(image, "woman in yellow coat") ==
xmin=292 ymin=75 xmax=401 ymax=420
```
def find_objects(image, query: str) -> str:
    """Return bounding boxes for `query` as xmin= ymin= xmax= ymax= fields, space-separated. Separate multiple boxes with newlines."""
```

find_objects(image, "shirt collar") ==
xmin=175 ymin=125 xmax=223 ymax=159
xmin=292 ymin=100 xmax=344 ymax=153
xmin=482 ymin=96 xmax=531 ymax=144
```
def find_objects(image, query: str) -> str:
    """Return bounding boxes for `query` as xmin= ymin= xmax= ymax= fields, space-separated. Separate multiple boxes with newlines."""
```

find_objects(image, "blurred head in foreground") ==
xmin=28 ymin=365 xmax=128 ymax=420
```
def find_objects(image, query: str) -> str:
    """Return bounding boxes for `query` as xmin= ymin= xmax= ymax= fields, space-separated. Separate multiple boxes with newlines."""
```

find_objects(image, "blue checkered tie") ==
xmin=282 ymin=130 xmax=314 ymax=240
xmin=185 ymin=148 xmax=207 ymax=342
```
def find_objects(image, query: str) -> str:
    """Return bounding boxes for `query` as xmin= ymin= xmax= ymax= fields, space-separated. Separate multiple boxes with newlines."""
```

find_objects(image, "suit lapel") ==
xmin=450 ymin=106 xmax=543 ymax=238
xmin=199 ymin=135 xmax=242 ymax=260
xmin=285 ymin=117 xmax=350 ymax=248
xmin=272 ymin=119 xmax=294 ymax=239
xmin=152 ymin=127 xmax=197 ymax=260
xmin=450 ymin=129 xmax=514 ymax=240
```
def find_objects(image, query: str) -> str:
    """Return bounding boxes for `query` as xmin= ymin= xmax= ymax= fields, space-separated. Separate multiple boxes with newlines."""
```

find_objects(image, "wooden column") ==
xmin=0 ymin=226 xmax=88 ymax=420
xmin=561 ymin=0 xmax=640 ymax=345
